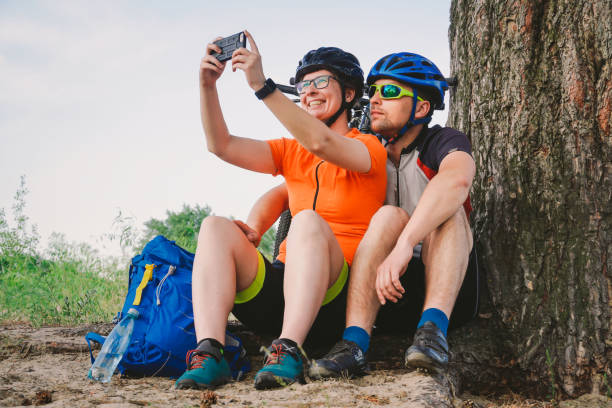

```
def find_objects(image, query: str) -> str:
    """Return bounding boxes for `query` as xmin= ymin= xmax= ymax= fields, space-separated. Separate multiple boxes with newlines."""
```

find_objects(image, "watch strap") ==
xmin=255 ymin=78 xmax=277 ymax=100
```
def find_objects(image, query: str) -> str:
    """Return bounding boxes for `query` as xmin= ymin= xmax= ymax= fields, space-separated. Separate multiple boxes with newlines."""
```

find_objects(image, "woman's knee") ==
xmin=288 ymin=210 xmax=328 ymax=237
xmin=197 ymin=215 xmax=239 ymax=245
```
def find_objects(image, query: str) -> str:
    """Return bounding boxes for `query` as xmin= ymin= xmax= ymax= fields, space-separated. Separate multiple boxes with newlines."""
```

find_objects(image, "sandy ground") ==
xmin=1 ymin=324 xmax=610 ymax=408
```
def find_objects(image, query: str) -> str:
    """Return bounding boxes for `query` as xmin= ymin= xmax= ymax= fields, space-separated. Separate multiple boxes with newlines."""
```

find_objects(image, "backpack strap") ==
xmin=133 ymin=264 xmax=156 ymax=305
xmin=85 ymin=332 xmax=106 ymax=364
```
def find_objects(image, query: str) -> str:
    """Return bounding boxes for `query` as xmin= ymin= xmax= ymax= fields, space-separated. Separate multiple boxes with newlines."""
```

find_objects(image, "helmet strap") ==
xmin=325 ymin=82 xmax=348 ymax=127
xmin=386 ymin=88 xmax=431 ymax=144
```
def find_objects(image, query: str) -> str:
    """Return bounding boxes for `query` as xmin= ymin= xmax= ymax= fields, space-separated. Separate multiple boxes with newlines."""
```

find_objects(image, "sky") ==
xmin=0 ymin=0 xmax=453 ymax=256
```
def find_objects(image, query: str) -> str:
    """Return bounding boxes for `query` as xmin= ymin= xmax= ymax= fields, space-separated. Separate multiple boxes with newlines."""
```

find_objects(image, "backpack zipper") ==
xmin=156 ymin=265 xmax=176 ymax=306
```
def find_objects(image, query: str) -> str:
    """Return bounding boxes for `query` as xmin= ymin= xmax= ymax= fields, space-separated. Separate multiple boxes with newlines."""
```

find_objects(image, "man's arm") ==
xmin=396 ymin=151 xmax=474 ymax=249
xmin=375 ymin=151 xmax=475 ymax=304
xmin=233 ymin=183 xmax=289 ymax=247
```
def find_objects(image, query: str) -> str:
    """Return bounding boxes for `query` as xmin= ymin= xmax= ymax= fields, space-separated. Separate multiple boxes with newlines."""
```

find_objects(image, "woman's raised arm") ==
xmin=199 ymin=38 xmax=276 ymax=174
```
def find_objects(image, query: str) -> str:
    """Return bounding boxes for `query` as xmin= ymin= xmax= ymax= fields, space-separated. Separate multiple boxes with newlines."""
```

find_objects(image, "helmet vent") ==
xmin=366 ymin=52 xmax=448 ymax=111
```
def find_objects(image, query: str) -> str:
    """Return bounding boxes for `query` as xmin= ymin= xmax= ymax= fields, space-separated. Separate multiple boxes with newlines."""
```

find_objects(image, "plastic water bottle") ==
xmin=88 ymin=308 xmax=139 ymax=383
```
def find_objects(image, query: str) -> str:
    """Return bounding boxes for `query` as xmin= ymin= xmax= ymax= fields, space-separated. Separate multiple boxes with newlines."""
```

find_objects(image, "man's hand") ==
xmin=233 ymin=220 xmax=262 ymax=247
xmin=375 ymin=245 xmax=413 ymax=305
xmin=230 ymin=30 xmax=266 ymax=91
xmin=200 ymin=37 xmax=227 ymax=88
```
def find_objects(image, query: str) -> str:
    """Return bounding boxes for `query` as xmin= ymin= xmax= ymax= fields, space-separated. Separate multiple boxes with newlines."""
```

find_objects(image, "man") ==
xmin=308 ymin=52 xmax=478 ymax=378
xmin=241 ymin=52 xmax=478 ymax=378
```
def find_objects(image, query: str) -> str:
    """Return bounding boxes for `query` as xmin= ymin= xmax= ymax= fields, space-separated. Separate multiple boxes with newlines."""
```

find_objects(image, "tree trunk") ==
xmin=448 ymin=0 xmax=611 ymax=397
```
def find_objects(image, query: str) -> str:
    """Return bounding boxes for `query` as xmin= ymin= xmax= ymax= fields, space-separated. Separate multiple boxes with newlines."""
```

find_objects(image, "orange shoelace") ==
xmin=186 ymin=350 xmax=211 ymax=370
xmin=264 ymin=344 xmax=287 ymax=366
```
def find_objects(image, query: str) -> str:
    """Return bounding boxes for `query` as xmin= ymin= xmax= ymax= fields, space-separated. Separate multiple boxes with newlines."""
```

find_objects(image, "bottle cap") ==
xmin=127 ymin=308 xmax=140 ymax=318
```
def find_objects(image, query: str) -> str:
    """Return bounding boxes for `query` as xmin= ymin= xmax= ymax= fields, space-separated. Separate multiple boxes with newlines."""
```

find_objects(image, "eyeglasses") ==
xmin=368 ymin=83 xmax=424 ymax=101
xmin=296 ymin=75 xmax=337 ymax=94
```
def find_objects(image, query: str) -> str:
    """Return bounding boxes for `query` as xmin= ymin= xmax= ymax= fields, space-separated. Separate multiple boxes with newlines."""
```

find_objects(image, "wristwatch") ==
xmin=255 ymin=78 xmax=277 ymax=100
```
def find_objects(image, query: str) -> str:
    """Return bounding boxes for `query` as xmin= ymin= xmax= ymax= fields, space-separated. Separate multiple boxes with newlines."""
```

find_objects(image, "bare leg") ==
xmin=345 ymin=205 xmax=410 ymax=334
xmin=280 ymin=210 xmax=345 ymax=345
xmin=192 ymin=216 xmax=260 ymax=345
xmin=421 ymin=208 xmax=473 ymax=318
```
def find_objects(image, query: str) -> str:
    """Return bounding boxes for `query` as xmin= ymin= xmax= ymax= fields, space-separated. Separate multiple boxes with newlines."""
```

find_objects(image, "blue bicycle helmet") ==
xmin=367 ymin=53 xmax=449 ymax=142
xmin=295 ymin=47 xmax=364 ymax=127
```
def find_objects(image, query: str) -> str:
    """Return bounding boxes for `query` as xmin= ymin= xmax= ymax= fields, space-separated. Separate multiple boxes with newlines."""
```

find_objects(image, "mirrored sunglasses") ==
xmin=368 ymin=83 xmax=424 ymax=101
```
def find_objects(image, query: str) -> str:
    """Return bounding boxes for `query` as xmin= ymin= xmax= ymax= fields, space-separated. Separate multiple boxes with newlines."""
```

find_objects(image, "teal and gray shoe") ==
xmin=254 ymin=338 xmax=306 ymax=389
xmin=175 ymin=339 xmax=232 ymax=389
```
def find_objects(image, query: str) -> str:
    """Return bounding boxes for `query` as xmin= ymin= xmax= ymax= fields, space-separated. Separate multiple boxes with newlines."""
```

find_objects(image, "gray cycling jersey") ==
xmin=383 ymin=125 xmax=473 ymax=218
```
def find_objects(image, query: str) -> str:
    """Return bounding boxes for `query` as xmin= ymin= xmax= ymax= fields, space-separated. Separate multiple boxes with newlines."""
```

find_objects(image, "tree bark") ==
xmin=448 ymin=0 xmax=611 ymax=397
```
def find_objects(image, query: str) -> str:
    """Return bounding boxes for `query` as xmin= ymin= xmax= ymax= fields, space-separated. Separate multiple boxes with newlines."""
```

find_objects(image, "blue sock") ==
xmin=417 ymin=308 xmax=449 ymax=337
xmin=342 ymin=326 xmax=370 ymax=353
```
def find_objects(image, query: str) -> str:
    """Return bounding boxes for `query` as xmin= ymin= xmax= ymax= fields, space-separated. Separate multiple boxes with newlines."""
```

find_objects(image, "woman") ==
xmin=175 ymin=31 xmax=387 ymax=390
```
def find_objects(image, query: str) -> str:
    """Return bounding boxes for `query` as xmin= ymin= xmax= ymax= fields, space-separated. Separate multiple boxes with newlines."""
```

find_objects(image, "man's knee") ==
xmin=442 ymin=208 xmax=473 ymax=250
xmin=422 ymin=208 xmax=473 ymax=264
xmin=370 ymin=205 xmax=410 ymax=230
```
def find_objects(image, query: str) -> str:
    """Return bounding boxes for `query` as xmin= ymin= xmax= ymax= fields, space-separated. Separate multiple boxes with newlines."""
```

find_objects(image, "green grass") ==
xmin=0 ymin=252 xmax=125 ymax=326
xmin=0 ymin=176 xmax=126 ymax=326
xmin=1 ymin=176 xmax=277 ymax=327
xmin=1 ymin=175 xmax=281 ymax=327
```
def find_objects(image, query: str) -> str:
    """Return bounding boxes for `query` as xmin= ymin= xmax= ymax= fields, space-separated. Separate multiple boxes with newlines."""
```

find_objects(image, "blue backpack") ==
xmin=86 ymin=235 xmax=250 ymax=379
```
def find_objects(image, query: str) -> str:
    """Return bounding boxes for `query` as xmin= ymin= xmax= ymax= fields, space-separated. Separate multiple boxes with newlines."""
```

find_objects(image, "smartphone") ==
xmin=211 ymin=32 xmax=246 ymax=62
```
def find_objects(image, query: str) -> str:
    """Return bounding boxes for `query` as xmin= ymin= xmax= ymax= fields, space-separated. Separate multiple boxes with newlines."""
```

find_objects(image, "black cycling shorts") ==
xmin=373 ymin=245 xmax=480 ymax=334
xmin=231 ymin=252 xmax=349 ymax=346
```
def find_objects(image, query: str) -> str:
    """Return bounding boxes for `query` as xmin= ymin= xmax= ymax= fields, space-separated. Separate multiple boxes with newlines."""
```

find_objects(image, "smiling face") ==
xmin=299 ymin=69 xmax=345 ymax=122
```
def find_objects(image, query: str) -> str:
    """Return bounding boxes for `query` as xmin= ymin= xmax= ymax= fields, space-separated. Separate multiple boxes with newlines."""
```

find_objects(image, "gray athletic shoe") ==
xmin=404 ymin=321 xmax=449 ymax=372
xmin=308 ymin=340 xmax=368 ymax=380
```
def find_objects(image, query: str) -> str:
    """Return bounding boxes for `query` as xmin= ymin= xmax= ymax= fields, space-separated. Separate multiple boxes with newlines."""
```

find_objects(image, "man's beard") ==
xmin=371 ymin=118 xmax=397 ymax=138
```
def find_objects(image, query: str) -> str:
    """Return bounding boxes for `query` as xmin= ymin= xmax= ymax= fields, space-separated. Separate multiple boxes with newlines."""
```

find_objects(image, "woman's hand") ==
xmin=230 ymin=30 xmax=266 ymax=91
xmin=200 ymin=38 xmax=227 ymax=88
xmin=375 ymin=245 xmax=412 ymax=305
xmin=233 ymin=220 xmax=262 ymax=247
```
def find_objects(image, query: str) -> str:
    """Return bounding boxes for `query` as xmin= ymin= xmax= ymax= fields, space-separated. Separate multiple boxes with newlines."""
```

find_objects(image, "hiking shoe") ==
xmin=404 ymin=321 xmax=449 ymax=372
xmin=175 ymin=339 xmax=232 ymax=389
xmin=308 ymin=339 xmax=368 ymax=380
xmin=254 ymin=339 xmax=306 ymax=389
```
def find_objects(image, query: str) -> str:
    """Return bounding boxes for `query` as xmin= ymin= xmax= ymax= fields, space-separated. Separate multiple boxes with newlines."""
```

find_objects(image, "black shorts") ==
xmin=231 ymin=252 xmax=349 ymax=346
xmin=373 ymin=245 xmax=480 ymax=334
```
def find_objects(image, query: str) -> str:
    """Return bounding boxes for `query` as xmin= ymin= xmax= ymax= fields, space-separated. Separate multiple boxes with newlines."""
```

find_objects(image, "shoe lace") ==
xmin=262 ymin=343 xmax=287 ymax=366
xmin=186 ymin=349 xmax=211 ymax=370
